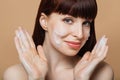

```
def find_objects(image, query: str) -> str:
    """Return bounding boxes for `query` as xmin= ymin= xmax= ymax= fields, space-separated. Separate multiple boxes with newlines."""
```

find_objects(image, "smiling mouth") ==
xmin=65 ymin=41 xmax=81 ymax=49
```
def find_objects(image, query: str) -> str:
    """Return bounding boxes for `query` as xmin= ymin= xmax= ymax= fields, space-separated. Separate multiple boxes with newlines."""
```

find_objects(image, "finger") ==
xmin=97 ymin=45 xmax=108 ymax=60
xmin=14 ymin=36 xmax=23 ymax=54
xmin=75 ymin=54 xmax=89 ymax=72
xmin=103 ymin=46 xmax=108 ymax=59
xmin=96 ymin=37 xmax=108 ymax=57
xmin=37 ymin=45 xmax=47 ymax=62
xmin=89 ymin=37 xmax=108 ymax=61
xmin=19 ymin=28 xmax=38 ymax=56
xmin=25 ymin=29 xmax=35 ymax=48
xmin=81 ymin=51 xmax=90 ymax=62
xmin=96 ymin=37 xmax=107 ymax=53
xmin=82 ymin=46 xmax=108 ymax=75
xmin=76 ymin=52 xmax=90 ymax=69
xmin=86 ymin=47 xmax=108 ymax=73
xmin=89 ymin=46 xmax=108 ymax=66
xmin=15 ymin=30 xmax=26 ymax=52
xmin=92 ymin=35 xmax=105 ymax=54
xmin=18 ymin=27 xmax=30 ymax=48
xmin=15 ymin=35 xmax=34 ymax=73
xmin=20 ymin=53 xmax=43 ymax=79
xmin=19 ymin=53 xmax=33 ymax=75
xmin=84 ymin=59 xmax=99 ymax=74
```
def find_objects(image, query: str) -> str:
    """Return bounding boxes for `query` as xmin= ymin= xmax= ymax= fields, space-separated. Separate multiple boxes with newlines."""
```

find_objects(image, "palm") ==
xmin=14 ymin=27 xmax=48 ymax=79
xmin=74 ymin=36 xmax=108 ymax=80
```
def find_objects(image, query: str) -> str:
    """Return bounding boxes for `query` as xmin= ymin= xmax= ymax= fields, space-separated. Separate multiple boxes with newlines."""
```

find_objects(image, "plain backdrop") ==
xmin=0 ymin=0 xmax=120 ymax=80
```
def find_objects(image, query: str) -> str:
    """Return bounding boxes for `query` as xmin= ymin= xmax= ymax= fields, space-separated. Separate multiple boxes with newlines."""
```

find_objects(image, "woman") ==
xmin=3 ymin=0 xmax=114 ymax=80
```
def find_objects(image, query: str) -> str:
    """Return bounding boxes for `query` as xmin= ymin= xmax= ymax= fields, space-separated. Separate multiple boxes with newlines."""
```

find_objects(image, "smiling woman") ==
xmin=3 ymin=0 xmax=114 ymax=80
xmin=40 ymin=13 xmax=91 ymax=57
xmin=33 ymin=0 xmax=97 ymax=57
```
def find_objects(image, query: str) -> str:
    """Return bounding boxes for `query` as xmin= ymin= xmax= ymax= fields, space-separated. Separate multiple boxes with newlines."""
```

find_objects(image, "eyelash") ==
xmin=63 ymin=18 xmax=91 ymax=27
xmin=82 ymin=21 xmax=91 ymax=27
xmin=63 ymin=18 xmax=74 ymax=24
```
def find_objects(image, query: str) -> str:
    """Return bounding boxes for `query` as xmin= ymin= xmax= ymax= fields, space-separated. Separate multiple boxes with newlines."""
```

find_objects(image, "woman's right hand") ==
xmin=14 ymin=27 xmax=48 ymax=80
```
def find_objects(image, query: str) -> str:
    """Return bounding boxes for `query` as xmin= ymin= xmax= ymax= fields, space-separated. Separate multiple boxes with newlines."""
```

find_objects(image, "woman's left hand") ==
xmin=73 ymin=36 xmax=108 ymax=80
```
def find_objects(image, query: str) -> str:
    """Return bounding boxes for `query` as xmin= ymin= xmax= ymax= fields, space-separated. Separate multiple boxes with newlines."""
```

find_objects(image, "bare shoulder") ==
xmin=3 ymin=64 xmax=28 ymax=80
xmin=91 ymin=61 xmax=114 ymax=80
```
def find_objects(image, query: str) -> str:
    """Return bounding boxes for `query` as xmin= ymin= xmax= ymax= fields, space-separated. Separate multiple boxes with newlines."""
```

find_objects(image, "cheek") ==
xmin=51 ymin=24 xmax=69 ymax=46
xmin=53 ymin=25 xmax=68 ymax=37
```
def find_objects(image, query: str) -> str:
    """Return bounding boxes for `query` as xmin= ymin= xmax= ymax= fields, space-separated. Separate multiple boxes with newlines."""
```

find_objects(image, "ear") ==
xmin=39 ymin=13 xmax=48 ymax=31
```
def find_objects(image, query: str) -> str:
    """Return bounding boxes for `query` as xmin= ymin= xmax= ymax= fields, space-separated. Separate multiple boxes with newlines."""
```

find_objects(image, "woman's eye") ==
xmin=82 ymin=21 xmax=91 ymax=27
xmin=63 ymin=18 xmax=73 ymax=24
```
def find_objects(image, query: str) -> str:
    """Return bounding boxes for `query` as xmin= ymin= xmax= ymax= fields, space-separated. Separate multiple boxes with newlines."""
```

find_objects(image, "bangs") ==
xmin=53 ymin=0 xmax=97 ymax=19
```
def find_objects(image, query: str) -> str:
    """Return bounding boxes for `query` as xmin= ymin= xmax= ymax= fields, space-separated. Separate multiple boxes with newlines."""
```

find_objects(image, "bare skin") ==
xmin=3 ymin=13 xmax=114 ymax=80
xmin=3 ymin=61 xmax=113 ymax=80
xmin=3 ymin=28 xmax=114 ymax=80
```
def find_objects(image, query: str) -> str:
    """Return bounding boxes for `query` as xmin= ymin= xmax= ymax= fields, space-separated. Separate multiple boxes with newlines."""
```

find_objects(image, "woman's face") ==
xmin=43 ymin=13 xmax=91 ymax=56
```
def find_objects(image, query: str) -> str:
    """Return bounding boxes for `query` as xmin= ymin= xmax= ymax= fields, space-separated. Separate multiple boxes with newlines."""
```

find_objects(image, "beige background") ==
xmin=0 ymin=0 xmax=120 ymax=80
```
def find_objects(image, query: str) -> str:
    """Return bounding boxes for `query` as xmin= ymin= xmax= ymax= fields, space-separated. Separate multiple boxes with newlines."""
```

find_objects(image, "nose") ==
xmin=71 ymin=23 xmax=83 ymax=39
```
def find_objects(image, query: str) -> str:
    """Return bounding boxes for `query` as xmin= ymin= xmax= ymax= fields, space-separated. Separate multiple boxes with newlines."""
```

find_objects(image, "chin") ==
xmin=62 ymin=50 xmax=79 ymax=57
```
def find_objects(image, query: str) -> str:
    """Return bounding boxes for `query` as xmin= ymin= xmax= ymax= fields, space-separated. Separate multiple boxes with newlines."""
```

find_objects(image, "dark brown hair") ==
xmin=32 ymin=0 xmax=98 ymax=56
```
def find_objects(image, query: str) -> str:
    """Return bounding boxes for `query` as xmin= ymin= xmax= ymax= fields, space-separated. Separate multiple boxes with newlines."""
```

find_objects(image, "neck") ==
xmin=43 ymin=38 xmax=77 ymax=71
xmin=42 ymin=35 xmax=80 ymax=80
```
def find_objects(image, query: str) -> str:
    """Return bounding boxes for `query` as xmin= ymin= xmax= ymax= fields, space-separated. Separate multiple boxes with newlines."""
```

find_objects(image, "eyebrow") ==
xmin=63 ymin=14 xmax=93 ymax=23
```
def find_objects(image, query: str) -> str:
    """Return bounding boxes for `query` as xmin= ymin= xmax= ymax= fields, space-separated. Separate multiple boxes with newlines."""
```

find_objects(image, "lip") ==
xmin=65 ymin=41 xmax=81 ymax=49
